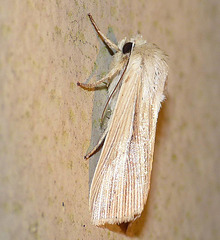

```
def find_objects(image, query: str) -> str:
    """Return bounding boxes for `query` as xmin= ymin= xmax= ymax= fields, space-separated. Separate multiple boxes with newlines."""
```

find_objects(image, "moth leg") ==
xmin=84 ymin=127 xmax=108 ymax=160
xmin=88 ymin=14 xmax=120 ymax=52
xmin=77 ymin=74 xmax=109 ymax=89
xmin=77 ymin=60 xmax=124 ymax=89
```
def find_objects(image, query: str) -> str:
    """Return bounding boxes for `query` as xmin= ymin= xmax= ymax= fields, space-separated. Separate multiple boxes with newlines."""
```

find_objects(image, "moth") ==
xmin=77 ymin=14 xmax=168 ymax=225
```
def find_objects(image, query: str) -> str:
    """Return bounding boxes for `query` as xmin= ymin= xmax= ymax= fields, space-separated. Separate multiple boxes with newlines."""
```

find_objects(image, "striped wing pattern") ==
xmin=89 ymin=46 xmax=167 ymax=225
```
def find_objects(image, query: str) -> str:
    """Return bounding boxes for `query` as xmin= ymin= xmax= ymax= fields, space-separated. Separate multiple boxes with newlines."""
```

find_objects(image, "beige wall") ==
xmin=0 ymin=0 xmax=219 ymax=239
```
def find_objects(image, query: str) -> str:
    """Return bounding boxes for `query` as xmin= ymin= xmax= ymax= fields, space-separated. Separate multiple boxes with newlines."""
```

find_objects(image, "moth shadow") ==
xmin=87 ymin=28 xmax=117 ymax=187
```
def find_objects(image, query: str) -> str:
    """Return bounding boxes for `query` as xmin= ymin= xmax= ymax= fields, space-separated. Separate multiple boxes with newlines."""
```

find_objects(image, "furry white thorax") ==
xmin=107 ymin=34 xmax=167 ymax=115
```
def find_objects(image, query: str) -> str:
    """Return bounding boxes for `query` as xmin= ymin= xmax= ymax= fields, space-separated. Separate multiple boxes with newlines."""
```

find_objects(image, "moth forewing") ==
xmin=89 ymin=44 xmax=167 ymax=225
xmin=77 ymin=15 xmax=168 ymax=226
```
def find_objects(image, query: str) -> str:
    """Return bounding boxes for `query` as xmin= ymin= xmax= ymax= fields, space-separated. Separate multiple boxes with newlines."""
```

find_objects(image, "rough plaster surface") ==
xmin=0 ymin=0 xmax=219 ymax=239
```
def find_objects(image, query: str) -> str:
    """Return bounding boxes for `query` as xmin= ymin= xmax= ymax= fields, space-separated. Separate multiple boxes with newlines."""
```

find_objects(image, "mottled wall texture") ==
xmin=0 ymin=0 xmax=219 ymax=239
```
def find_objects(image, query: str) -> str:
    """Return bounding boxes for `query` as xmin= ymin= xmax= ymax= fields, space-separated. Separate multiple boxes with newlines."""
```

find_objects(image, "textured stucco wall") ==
xmin=0 ymin=0 xmax=219 ymax=239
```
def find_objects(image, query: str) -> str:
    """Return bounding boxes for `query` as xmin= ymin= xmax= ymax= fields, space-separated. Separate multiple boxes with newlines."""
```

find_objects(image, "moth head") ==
xmin=118 ymin=38 xmax=132 ymax=53
xmin=119 ymin=35 xmax=146 ymax=54
xmin=122 ymin=42 xmax=133 ymax=54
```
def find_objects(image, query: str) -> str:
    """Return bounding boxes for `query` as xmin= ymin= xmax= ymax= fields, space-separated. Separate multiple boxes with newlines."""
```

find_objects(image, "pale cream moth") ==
xmin=77 ymin=14 xmax=168 ymax=226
